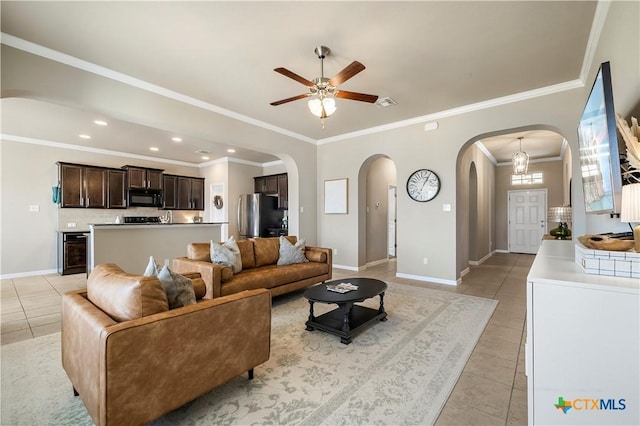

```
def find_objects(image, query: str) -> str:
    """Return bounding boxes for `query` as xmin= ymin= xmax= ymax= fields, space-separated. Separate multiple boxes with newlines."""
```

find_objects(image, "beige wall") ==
xmin=319 ymin=1 xmax=638 ymax=283
xmin=457 ymin=143 xmax=496 ymax=271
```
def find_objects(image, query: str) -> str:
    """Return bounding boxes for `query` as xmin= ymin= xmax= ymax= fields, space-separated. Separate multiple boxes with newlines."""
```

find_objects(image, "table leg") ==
xmin=340 ymin=302 xmax=354 ymax=332
xmin=379 ymin=292 xmax=388 ymax=321
xmin=340 ymin=302 xmax=354 ymax=344
xmin=306 ymin=300 xmax=315 ymax=331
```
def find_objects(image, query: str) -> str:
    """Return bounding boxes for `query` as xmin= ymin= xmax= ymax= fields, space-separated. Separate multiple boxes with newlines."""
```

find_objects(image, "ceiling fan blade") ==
xmin=274 ymin=67 xmax=315 ymax=87
xmin=270 ymin=93 xmax=310 ymax=106
xmin=335 ymin=90 xmax=379 ymax=103
xmin=329 ymin=61 xmax=366 ymax=86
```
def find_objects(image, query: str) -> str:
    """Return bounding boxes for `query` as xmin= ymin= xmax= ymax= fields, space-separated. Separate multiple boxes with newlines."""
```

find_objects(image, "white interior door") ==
xmin=388 ymin=186 xmax=397 ymax=257
xmin=508 ymin=189 xmax=547 ymax=254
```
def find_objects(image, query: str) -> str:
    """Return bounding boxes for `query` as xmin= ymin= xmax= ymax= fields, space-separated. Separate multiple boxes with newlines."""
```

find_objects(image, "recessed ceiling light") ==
xmin=93 ymin=120 xmax=108 ymax=126
xmin=150 ymin=147 xmax=159 ymax=151
xmin=79 ymin=134 xmax=91 ymax=139
xmin=227 ymin=148 xmax=236 ymax=153
xmin=172 ymin=137 xmax=182 ymax=142
xmin=201 ymin=156 xmax=210 ymax=160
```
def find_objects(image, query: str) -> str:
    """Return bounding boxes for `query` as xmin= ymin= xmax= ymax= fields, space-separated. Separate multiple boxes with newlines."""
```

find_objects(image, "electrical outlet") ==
xmin=300 ymin=206 xmax=304 ymax=213
xmin=29 ymin=205 xmax=40 ymax=212
xmin=67 ymin=223 xmax=76 ymax=228
xmin=333 ymin=249 xmax=338 ymax=255
xmin=423 ymin=257 xmax=429 ymax=265
xmin=164 ymin=258 xmax=170 ymax=266
xmin=442 ymin=204 xmax=451 ymax=212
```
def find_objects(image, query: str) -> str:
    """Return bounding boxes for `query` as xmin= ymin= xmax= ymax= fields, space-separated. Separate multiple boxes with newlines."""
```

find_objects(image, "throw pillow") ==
xmin=277 ymin=235 xmax=309 ymax=265
xmin=143 ymin=255 xmax=160 ymax=277
xmin=157 ymin=265 xmax=196 ymax=309
xmin=210 ymin=236 xmax=242 ymax=273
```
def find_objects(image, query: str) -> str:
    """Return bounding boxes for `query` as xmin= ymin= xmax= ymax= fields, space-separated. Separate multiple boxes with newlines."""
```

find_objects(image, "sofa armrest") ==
xmin=172 ymin=257 xmax=225 ymax=298
xmin=61 ymin=290 xmax=118 ymax=425
xmin=305 ymin=246 xmax=333 ymax=278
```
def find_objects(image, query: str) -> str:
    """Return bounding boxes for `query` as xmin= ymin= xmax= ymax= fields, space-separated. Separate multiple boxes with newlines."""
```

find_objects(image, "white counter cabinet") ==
xmin=526 ymin=240 xmax=639 ymax=425
xmin=88 ymin=223 xmax=223 ymax=275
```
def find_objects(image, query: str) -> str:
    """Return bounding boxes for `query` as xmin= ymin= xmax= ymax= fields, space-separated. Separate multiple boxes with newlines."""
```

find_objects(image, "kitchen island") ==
xmin=88 ymin=223 xmax=225 ymax=275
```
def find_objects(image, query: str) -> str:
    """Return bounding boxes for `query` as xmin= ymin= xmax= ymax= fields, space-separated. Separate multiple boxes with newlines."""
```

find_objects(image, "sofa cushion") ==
xmin=252 ymin=237 xmax=280 ymax=267
xmin=237 ymin=239 xmax=256 ymax=269
xmin=277 ymin=236 xmax=309 ymax=265
xmin=87 ymin=263 xmax=169 ymax=322
xmin=157 ymin=265 xmax=197 ymax=309
xmin=221 ymin=262 xmax=330 ymax=296
xmin=211 ymin=236 xmax=242 ymax=273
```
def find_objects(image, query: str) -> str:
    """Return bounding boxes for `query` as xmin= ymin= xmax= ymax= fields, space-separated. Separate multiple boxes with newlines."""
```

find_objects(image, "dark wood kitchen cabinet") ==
xmin=177 ymin=177 xmax=205 ymax=210
xmin=163 ymin=174 xmax=204 ymax=210
xmin=254 ymin=173 xmax=288 ymax=209
xmin=277 ymin=174 xmax=288 ymax=209
xmin=162 ymin=174 xmax=178 ymax=209
xmin=58 ymin=163 xmax=107 ymax=208
xmin=254 ymin=175 xmax=278 ymax=194
xmin=122 ymin=165 xmax=163 ymax=190
xmin=107 ymin=169 xmax=127 ymax=209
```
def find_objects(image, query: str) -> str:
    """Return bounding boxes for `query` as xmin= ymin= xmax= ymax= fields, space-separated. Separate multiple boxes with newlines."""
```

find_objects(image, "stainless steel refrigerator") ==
xmin=237 ymin=193 xmax=283 ymax=238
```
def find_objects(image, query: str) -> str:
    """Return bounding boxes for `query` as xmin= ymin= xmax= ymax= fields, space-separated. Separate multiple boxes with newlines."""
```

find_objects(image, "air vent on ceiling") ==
xmin=195 ymin=149 xmax=210 ymax=155
xmin=375 ymin=97 xmax=397 ymax=108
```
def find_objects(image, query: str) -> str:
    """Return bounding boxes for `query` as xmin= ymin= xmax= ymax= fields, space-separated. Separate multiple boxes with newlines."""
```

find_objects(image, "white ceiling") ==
xmin=0 ymin=1 xmax=596 ymax=165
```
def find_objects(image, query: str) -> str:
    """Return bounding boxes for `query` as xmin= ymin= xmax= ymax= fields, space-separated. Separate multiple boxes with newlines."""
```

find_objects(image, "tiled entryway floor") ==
xmin=1 ymin=252 xmax=531 ymax=425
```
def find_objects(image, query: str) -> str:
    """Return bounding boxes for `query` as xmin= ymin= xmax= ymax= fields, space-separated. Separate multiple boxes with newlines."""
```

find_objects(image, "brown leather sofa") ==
xmin=172 ymin=236 xmax=332 ymax=299
xmin=61 ymin=263 xmax=271 ymax=426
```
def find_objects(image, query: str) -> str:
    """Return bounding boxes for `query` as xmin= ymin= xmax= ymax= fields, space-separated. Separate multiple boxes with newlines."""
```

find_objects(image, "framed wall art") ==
xmin=324 ymin=178 xmax=348 ymax=214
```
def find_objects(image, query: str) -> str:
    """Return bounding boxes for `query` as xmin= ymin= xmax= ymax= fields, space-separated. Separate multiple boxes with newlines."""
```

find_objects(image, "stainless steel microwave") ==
xmin=127 ymin=189 xmax=163 ymax=208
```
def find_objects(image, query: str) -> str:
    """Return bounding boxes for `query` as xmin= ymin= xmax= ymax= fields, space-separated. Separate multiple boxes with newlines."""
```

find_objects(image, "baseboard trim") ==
xmin=495 ymin=249 xmax=509 ymax=254
xmin=332 ymin=264 xmax=363 ymax=272
xmin=460 ymin=267 xmax=470 ymax=277
xmin=0 ymin=268 xmax=59 ymax=279
xmin=366 ymin=258 xmax=389 ymax=268
xmin=396 ymin=272 xmax=460 ymax=286
xmin=468 ymin=251 xmax=494 ymax=266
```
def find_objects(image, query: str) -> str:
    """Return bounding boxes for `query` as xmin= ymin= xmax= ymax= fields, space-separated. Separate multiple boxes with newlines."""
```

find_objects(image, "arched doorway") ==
xmin=455 ymin=126 xmax=572 ymax=278
xmin=357 ymin=155 xmax=397 ymax=268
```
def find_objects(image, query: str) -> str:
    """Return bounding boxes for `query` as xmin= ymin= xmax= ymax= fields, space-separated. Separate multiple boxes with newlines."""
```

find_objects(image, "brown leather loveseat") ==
xmin=61 ymin=263 xmax=271 ymax=426
xmin=172 ymin=236 xmax=332 ymax=299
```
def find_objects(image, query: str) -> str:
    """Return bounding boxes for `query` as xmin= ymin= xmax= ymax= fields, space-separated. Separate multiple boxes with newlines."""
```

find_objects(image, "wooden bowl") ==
xmin=578 ymin=234 xmax=635 ymax=251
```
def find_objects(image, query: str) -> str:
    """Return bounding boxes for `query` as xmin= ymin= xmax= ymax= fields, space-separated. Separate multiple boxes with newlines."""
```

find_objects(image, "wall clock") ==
xmin=406 ymin=169 xmax=441 ymax=202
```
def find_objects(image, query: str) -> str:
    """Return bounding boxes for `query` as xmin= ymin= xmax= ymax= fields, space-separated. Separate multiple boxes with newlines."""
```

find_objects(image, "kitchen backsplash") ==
xmin=57 ymin=208 xmax=203 ymax=231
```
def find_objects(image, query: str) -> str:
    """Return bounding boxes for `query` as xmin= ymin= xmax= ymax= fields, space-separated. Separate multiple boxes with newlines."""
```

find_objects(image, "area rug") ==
xmin=1 ymin=282 xmax=497 ymax=425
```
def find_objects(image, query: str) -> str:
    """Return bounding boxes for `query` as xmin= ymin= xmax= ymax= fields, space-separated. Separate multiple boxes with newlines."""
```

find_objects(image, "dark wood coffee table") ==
xmin=304 ymin=278 xmax=387 ymax=344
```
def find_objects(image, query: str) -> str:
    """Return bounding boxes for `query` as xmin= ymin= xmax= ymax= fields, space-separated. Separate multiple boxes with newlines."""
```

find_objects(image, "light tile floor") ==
xmin=1 ymin=252 xmax=531 ymax=425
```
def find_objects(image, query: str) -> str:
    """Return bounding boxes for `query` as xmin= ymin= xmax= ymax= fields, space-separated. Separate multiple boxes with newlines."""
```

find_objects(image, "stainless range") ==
xmin=123 ymin=216 xmax=161 ymax=224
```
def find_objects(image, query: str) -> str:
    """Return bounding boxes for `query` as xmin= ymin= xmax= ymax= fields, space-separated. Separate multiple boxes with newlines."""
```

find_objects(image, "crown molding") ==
xmin=475 ymin=141 xmax=498 ymax=166
xmin=0 ymin=33 xmax=316 ymax=145
xmin=579 ymin=0 xmax=611 ymax=83
xmin=317 ymin=79 xmax=584 ymax=145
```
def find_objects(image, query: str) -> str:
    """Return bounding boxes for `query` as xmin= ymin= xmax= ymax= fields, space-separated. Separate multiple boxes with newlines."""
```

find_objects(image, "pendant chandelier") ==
xmin=512 ymin=137 xmax=529 ymax=175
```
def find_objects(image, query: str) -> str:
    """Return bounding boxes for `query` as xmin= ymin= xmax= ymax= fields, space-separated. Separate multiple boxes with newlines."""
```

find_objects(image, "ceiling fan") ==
xmin=270 ymin=46 xmax=378 ymax=124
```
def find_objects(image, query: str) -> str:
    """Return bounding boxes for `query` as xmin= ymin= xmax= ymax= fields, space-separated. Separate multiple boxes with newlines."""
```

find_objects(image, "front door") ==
xmin=508 ymin=189 xmax=547 ymax=254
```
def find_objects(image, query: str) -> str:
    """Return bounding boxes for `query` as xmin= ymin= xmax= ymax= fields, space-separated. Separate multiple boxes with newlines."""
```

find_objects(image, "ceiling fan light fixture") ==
xmin=308 ymin=94 xmax=336 ymax=118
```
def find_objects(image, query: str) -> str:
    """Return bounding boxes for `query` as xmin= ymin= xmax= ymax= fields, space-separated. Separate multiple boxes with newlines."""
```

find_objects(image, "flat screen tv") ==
xmin=577 ymin=61 xmax=622 ymax=214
